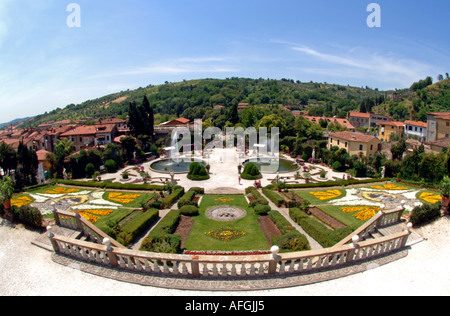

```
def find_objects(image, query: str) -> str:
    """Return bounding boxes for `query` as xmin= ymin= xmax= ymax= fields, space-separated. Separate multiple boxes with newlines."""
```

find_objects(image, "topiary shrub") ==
xmin=105 ymin=159 xmax=118 ymax=173
xmin=179 ymin=205 xmax=199 ymax=216
xmin=410 ymin=202 xmax=442 ymax=226
xmin=254 ymin=204 xmax=271 ymax=216
xmin=240 ymin=163 xmax=262 ymax=180
xmin=187 ymin=162 xmax=210 ymax=181
xmin=85 ymin=163 xmax=96 ymax=178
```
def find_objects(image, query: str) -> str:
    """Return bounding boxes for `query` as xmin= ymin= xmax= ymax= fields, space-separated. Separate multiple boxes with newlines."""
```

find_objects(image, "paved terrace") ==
xmin=100 ymin=147 xmax=351 ymax=194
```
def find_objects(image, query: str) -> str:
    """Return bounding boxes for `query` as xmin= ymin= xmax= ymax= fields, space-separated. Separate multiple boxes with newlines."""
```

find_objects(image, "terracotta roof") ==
xmin=36 ymin=149 xmax=51 ymax=161
xmin=377 ymin=121 xmax=404 ymax=127
xmin=0 ymin=139 xmax=20 ymax=149
xmin=330 ymin=131 xmax=379 ymax=143
xmin=428 ymin=138 xmax=450 ymax=148
xmin=349 ymin=112 xmax=370 ymax=118
xmin=435 ymin=114 xmax=450 ymax=120
xmin=304 ymin=116 xmax=355 ymax=130
xmin=405 ymin=120 xmax=427 ymax=128
xmin=60 ymin=124 xmax=115 ymax=137
xmin=175 ymin=117 xmax=190 ymax=124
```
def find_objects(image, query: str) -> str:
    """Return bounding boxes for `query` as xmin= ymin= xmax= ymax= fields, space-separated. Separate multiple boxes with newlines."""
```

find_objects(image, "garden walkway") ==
xmin=259 ymin=189 xmax=323 ymax=250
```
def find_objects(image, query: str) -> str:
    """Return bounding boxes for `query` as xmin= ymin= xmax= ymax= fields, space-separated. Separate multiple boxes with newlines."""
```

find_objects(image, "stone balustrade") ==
xmin=49 ymin=204 xmax=410 ymax=282
xmin=333 ymin=204 xmax=406 ymax=248
xmin=48 ymin=228 xmax=410 ymax=280
xmin=54 ymin=209 xmax=123 ymax=248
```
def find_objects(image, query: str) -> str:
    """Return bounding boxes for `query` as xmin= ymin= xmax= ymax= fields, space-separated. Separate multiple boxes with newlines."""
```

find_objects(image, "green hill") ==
xmin=22 ymin=78 xmax=390 ymax=128
xmin=373 ymin=78 xmax=450 ymax=122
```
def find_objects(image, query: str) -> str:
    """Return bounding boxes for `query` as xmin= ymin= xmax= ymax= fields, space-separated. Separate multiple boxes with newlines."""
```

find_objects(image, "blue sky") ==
xmin=0 ymin=0 xmax=449 ymax=123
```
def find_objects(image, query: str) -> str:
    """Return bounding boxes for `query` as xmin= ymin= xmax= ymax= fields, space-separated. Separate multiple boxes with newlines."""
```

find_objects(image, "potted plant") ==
xmin=440 ymin=176 xmax=450 ymax=207
xmin=1 ymin=176 xmax=14 ymax=219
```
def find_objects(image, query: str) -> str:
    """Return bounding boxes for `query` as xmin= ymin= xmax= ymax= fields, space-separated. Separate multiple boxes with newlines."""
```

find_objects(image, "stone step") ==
xmin=32 ymin=226 xmax=83 ymax=252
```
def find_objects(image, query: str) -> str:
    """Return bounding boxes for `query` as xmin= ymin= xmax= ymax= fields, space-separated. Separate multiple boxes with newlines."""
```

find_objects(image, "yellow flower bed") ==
xmin=77 ymin=209 xmax=114 ymax=224
xmin=107 ymin=192 xmax=141 ymax=204
xmin=205 ymin=227 xmax=246 ymax=242
xmin=215 ymin=197 xmax=234 ymax=203
xmin=44 ymin=187 xmax=79 ymax=194
xmin=419 ymin=192 xmax=442 ymax=204
xmin=341 ymin=206 xmax=380 ymax=221
xmin=11 ymin=196 xmax=33 ymax=207
xmin=371 ymin=184 xmax=407 ymax=190
xmin=309 ymin=190 xmax=342 ymax=201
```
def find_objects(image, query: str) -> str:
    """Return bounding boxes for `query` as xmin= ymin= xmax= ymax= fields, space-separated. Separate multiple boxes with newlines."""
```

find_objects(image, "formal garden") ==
xmin=2 ymin=175 xmax=445 ymax=256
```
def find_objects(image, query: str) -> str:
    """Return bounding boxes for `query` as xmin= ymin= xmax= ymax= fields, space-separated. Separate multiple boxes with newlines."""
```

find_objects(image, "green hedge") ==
xmin=254 ymin=204 xmax=271 ymax=216
xmin=148 ymin=210 xmax=181 ymax=236
xmin=141 ymin=210 xmax=182 ymax=253
xmin=289 ymin=208 xmax=353 ymax=248
xmin=161 ymin=186 xmax=185 ymax=209
xmin=177 ymin=187 xmax=204 ymax=208
xmin=56 ymin=179 xmax=167 ymax=191
xmin=245 ymin=187 xmax=269 ymax=207
xmin=268 ymin=210 xmax=310 ymax=252
xmin=410 ymin=202 xmax=442 ymax=226
xmin=116 ymin=209 xmax=159 ymax=246
xmin=179 ymin=205 xmax=199 ymax=216
xmin=262 ymin=188 xmax=285 ymax=207
xmin=10 ymin=205 xmax=43 ymax=229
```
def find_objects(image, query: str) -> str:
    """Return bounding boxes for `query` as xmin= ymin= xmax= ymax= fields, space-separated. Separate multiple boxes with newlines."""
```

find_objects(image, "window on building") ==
xmin=359 ymin=144 xmax=363 ymax=151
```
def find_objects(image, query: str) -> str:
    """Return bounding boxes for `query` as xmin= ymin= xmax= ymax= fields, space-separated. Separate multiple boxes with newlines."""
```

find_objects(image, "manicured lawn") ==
xmin=294 ymin=188 xmax=346 ymax=205
xmin=183 ymin=195 xmax=269 ymax=251
xmin=317 ymin=204 xmax=380 ymax=228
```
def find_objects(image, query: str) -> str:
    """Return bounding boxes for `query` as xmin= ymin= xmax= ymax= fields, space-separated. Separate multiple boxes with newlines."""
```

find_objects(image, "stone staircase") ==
xmin=32 ymin=226 xmax=88 ymax=252
xmin=363 ymin=221 xmax=423 ymax=246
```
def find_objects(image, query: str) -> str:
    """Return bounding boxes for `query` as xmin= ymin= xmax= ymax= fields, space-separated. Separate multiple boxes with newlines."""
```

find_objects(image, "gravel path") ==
xmin=1 ymin=216 xmax=449 ymax=296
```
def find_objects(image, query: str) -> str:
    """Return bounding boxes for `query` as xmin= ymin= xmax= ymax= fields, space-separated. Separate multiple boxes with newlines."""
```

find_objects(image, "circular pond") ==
xmin=206 ymin=206 xmax=247 ymax=222
xmin=150 ymin=158 xmax=206 ymax=174
xmin=244 ymin=158 xmax=299 ymax=174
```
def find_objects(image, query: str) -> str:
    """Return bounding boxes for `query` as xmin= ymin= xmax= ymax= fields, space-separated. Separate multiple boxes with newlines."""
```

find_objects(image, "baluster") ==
xmin=257 ymin=262 xmax=265 ymax=276
xmin=230 ymin=263 xmax=237 ymax=277
xmin=221 ymin=263 xmax=228 ymax=277
xmin=202 ymin=263 xmax=209 ymax=276
xmin=249 ymin=263 xmax=256 ymax=276
xmin=162 ymin=260 xmax=170 ymax=274
xmin=181 ymin=262 xmax=188 ymax=275
xmin=212 ymin=263 xmax=219 ymax=276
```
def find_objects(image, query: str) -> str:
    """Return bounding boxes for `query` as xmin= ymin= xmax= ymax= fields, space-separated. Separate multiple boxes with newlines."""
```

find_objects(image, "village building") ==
xmin=349 ymin=112 xmax=392 ymax=129
xmin=328 ymin=131 xmax=380 ymax=157
xmin=426 ymin=112 xmax=450 ymax=143
xmin=404 ymin=120 xmax=427 ymax=142
xmin=60 ymin=124 xmax=118 ymax=152
xmin=377 ymin=121 xmax=405 ymax=142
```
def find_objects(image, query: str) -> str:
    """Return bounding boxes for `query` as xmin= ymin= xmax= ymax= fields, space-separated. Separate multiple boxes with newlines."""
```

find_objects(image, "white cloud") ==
xmin=289 ymin=44 xmax=437 ymax=89
xmin=92 ymin=56 xmax=239 ymax=78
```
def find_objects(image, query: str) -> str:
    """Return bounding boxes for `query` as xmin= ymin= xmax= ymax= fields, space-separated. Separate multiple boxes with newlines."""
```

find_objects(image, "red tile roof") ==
xmin=330 ymin=131 xmax=379 ymax=143
xmin=405 ymin=120 xmax=427 ymax=128
xmin=378 ymin=121 xmax=404 ymax=127
xmin=349 ymin=112 xmax=370 ymax=118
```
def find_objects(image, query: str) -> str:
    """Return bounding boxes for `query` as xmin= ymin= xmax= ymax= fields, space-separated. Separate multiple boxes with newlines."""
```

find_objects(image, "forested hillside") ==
xmin=23 ymin=78 xmax=389 ymax=127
